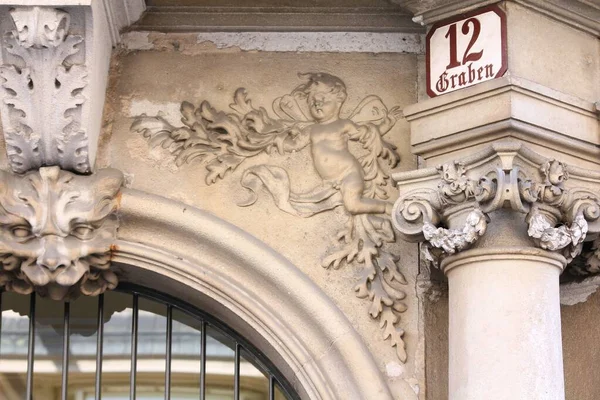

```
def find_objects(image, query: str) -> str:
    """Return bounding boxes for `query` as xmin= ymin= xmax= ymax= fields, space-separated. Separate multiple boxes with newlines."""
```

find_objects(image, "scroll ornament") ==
xmin=132 ymin=72 xmax=410 ymax=361
xmin=0 ymin=7 xmax=89 ymax=174
xmin=393 ymin=160 xmax=600 ymax=268
xmin=0 ymin=166 xmax=124 ymax=301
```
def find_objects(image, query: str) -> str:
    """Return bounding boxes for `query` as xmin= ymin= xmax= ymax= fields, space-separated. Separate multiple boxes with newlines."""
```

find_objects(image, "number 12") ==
xmin=445 ymin=18 xmax=484 ymax=69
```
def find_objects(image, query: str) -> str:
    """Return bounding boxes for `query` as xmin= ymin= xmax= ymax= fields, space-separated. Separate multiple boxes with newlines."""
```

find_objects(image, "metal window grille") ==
xmin=0 ymin=284 xmax=299 ymax=400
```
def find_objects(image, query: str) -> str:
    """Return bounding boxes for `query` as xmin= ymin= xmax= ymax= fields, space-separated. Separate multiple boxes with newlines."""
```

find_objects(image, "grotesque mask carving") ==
xmin=0 ymin=166 xmax=123 ymax=300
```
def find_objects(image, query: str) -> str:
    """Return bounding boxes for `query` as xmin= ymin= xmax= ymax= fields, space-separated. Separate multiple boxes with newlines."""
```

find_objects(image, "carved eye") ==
xmin=71 ymin=224 xmax=94 ymax=239
xmin=11 ymin=225 xmax=32 ymax=239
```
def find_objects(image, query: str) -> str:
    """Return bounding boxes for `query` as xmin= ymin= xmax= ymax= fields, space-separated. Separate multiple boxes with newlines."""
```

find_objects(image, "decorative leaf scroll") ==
xmin=132 ymin=73 xmax=409 ymax=361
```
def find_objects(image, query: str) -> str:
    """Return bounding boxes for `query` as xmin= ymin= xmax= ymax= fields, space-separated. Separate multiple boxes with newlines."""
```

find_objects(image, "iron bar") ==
xmin=130 ymin=294 xmax=139 ymax=400
xmin=61 ymin=301 xmax=71 ymax=400
xmin=115 ymin=284 xmax=299 ymax=400
xmin=200 ymin=320 xmax=206 ymax=400
xmin=234 ymin=343 xmax=241 ymax=400
xmin=25 ymin=293 xmax=36 ymax=400
xmin=165 ymin=305 xmax=173 ymax=400
xmin=0 ymin=292 xmax=3 ymax=360
xmin=269 ymin=375 xmax=275 ymax=400
xmin=95 ymin=294 xmax=105 ymax=400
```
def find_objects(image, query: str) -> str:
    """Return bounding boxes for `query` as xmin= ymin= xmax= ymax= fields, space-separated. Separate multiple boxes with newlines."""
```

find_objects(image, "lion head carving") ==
xmin=0 ymin=166 xmax=123 ymax=300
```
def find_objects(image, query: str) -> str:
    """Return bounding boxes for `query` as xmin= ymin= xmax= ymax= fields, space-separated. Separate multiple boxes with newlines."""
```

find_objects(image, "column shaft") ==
xmin=444 ymin=249 xmax=566 ymax=400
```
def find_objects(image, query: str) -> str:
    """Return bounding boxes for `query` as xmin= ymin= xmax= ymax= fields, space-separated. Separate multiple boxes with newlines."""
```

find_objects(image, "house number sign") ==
xmin=426 ymin=5 xmax=507 ymax=97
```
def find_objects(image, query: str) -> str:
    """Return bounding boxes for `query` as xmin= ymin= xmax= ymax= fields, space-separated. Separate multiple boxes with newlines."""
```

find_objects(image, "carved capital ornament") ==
xmin=392 ymin=144 xmax=600 ymax=271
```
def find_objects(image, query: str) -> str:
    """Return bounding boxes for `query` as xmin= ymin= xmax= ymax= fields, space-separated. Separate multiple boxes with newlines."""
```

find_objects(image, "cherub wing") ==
xmin=348 ymin=95 xmax=403 ymax=130
xmin=272 ymin=91 xmax=311 ymax=122
xmin=348 ymin=95 xmax=389 ymax=124
xmin=346 ymin=95 xmax=403 ymax=200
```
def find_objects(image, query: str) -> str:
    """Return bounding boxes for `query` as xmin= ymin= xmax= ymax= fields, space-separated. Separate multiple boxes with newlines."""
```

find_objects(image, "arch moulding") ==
xmin=112 ymin=188 xmax=393 ymax=400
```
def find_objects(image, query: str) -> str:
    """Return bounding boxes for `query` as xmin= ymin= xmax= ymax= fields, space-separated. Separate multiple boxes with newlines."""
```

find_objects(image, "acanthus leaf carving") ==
xmin=132 ymin=72 xmax=410 ymax=361
xmin=0 ymin=7 xmax=89 ymax=174
xmin=520 ymin=160 xmax=600 ymax=263
xmin=392 ymin=161 xmax=494 ymax=264
xmin=0 ymin=166 xmax=123 ymax=301
xmin=10 ymin=7 xmax=70 ymax=49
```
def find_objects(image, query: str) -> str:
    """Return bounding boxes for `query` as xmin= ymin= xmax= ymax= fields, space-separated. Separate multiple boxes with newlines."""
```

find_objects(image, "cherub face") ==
xmin=307 ymin=87 xmax=342 ymax=122
xmin=0 ymin=167 xmax=123 ymax=300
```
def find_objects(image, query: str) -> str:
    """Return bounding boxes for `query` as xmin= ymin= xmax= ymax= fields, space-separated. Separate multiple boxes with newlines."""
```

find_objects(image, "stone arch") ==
xmin=112 ymin=188 xmax=392 ymax=400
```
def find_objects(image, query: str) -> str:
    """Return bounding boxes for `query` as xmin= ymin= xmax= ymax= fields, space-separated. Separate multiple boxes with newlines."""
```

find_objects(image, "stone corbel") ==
xmin=392 ymin=143 xmax=600 ymax=270
xmin=0 ymin=1 xmax=144 ymax=173
xmin=0 ymin=166 xmax=124 ymax=300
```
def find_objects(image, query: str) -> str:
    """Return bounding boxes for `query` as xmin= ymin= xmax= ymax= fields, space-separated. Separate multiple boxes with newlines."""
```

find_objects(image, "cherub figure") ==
xmin=238 ymin=72 xmax=401 ymax=217
xmin=282 ymin=73 xmax=396 ymax=214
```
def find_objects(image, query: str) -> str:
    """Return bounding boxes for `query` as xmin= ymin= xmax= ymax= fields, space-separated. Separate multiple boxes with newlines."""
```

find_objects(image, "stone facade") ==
xmin=0 ymin=0 xmax=598 ymax=399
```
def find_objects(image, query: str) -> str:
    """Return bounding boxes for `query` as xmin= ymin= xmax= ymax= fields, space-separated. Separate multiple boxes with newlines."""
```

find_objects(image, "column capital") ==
xmin=392 ymin=142 xmax=600 ymax=271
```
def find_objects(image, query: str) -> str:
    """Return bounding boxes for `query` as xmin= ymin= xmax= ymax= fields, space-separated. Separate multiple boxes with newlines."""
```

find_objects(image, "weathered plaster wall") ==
xmin=99 ymin=35 xmax=422 ymax=399
xmin=562 ymin=289 xmax=600 ymax=400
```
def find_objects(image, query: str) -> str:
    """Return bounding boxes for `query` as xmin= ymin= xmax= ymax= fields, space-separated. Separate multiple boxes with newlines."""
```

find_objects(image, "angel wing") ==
xmin=272 ymin=91 xmax=311 ymax=122
xmin=345 ymin=95 xmax=403 ymax=200
xmin=348 ymin=95 xmax=403 ymax=132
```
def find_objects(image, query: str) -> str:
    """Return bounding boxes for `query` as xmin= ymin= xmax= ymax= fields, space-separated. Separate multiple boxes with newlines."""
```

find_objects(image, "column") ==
xmin=445 ymin=248 xmax=565 ymax=400
xmin=391 ymin=156 xmax=600 ymax=400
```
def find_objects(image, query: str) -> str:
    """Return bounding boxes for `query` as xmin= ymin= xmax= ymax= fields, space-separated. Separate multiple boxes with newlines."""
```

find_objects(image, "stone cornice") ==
xmin=511 ymin=0 xmax=600 ymax=37
xmin=403 ymin=76 xmax=600 ymax=168
xmin=392 ymin=0 xmax=600 ymax=35
xmin=133 ymin=3 xmax=422 ymax=33
xmin=391 ymin=0 xmax=501 ymax=25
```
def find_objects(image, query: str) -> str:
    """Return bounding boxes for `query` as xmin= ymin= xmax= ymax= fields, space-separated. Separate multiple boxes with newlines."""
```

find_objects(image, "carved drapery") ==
xmin=0 ymin=166 xmax=124 ymax=300
xmin=392 ymin=144 xmax=600 ymax=271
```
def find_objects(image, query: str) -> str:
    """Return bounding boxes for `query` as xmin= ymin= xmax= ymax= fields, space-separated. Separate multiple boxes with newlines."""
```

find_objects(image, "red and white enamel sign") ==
xmin=426 ymin=5 xmax=507 ymax=97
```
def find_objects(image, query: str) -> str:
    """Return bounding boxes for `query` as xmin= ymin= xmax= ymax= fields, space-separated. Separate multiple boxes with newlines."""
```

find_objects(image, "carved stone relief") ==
xmin=392 ymin=145 xmax=600 ymax=273
xmin=131 ymin=72 xmax=409 ymax=361
xmin=0 ymin=7 xmax=89 ymax=173
xmin=0 ymin=166 xmax=124 ymax=301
